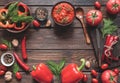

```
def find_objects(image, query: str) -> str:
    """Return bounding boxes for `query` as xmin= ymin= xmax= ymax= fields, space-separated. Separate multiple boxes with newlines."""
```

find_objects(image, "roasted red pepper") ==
xmin=102 ymin=35 xmax=119 ymax=64
xmin=31 ymin=63 xmax=53 ymax=83
xmin=13 ymin=52 xmax=30 ymax=71
xmin=21 ymin=36 xmax=27 ymax=60
xmin=61 ymin=58 xmax=85 ymax=83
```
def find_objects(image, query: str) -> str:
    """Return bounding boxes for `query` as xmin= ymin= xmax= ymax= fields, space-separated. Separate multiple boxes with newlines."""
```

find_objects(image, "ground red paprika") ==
xmin=31 ymin=63 xmax=53 ymax=83
xmin=61 ymin=58 xmax=85 ymax=83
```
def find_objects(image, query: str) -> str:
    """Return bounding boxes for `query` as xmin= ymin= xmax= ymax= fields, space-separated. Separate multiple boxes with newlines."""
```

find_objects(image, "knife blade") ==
xmin=96 ymin=28 xmax=101 ymax=67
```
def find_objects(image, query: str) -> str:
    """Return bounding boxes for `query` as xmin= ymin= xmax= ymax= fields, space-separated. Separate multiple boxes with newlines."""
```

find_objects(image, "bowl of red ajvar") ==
xmin=51 ymin=1 xmax=75 ymax=26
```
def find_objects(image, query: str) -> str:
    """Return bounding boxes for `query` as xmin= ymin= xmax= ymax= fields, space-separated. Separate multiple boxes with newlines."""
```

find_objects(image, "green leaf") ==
xmin=101 ymin=19 xmax=118 ymax=38
xmin=58 ymin=60 xmax=65 ymax=72
xmin=12 ymin=63 xmax=19 ymax=74
xmin=12 ymin=15 xmax=33 ymax=23
xmin=7 ymin=2 xmax=18 ymax=18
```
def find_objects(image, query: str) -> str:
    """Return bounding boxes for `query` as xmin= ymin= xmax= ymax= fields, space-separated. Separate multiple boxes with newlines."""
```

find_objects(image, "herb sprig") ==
xmin=101 ymin=19 xmax=118 ymax=38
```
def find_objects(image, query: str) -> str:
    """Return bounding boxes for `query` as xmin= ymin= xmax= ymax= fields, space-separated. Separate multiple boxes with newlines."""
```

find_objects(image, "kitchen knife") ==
xmin=96 ymin=28 xmax=101 ymax=67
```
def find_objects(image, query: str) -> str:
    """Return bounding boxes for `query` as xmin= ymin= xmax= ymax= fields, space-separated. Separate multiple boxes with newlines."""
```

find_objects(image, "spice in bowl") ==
xmin=35 ymin=7 xmax=48 ymax=21
xmin=1 ymin=52 xmax=15 ymax=67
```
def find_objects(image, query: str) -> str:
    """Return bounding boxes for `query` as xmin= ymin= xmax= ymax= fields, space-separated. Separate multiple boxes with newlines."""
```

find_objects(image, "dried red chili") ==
xmin=102 ymin=35 xmax=119 ymax=64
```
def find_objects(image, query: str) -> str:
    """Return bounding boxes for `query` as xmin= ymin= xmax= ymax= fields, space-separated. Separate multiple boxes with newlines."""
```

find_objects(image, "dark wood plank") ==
xmin=0 ymin=28 xmax=93 ymax=50
xmin=0 ymin=0 xmax=100 ymax=6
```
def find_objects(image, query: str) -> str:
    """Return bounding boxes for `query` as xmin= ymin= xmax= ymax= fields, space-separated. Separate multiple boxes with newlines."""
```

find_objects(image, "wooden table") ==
xmin=0 ymin=0 xmax=120 ymax=83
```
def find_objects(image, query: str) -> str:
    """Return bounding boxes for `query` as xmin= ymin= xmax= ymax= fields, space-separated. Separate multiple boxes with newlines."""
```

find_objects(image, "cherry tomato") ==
xmin=91 ymin=69 xmax=98 ymax=77
xmin=0 ymin=44 xmax=8 ymax=50
xmin=106 ymin=0 xmax=120 ymax=14
xmin=32 ymin=20 xmax=40 ymax=28
xmin=15 ymin=72 xmax=22 ymax=80
xmin=0 ymin=65 xmax=7 ymax=71
xmin=101 ymin=64 xmax=108 ymax=70
xmin=0 ymin=70 xmax=5 ymax=76
xmin=82 ymin=74 xmax=88 ymax=82
xmin=94 ymin=1 xmax=101 ymax=10
xmin=92 ymin=78 xmax=98 ymax=83
xmin=113 ymin=68 xmax=119 ymax=75
xmin=86 ymin=10 xmax=103 ymax=26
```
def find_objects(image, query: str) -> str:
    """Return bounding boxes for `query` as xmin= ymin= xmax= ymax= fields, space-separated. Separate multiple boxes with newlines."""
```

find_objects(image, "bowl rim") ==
xmin=4 ymin=2 xmax=31 ymax=33
xmin=51 ymin=1 xmax=75 ymax=26
xmin=1 ymin=52 xmax=15 ymax=67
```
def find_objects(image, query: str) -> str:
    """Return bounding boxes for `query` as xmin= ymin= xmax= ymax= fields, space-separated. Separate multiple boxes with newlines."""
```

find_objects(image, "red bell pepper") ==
xmin=31 ymin=63 xmax=53 ymax=83
xmin=61 ymin=58 xmax=85 ymax=83
xmin=102 ymin=34 xmax=119 ymax=64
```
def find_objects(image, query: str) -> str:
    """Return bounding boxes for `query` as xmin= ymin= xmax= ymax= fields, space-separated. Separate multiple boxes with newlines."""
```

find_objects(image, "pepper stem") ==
xmin=32 ymin=65 xmax=36 ymax=70
xmin=78 ymin=58 xmax=85 ymax=71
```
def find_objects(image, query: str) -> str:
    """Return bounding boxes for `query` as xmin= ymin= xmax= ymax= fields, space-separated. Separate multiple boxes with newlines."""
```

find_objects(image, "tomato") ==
xmin=101 ymin=64 xmax=108 ymax=70
xmin=0 ymin=70 xmax=5 ymax=76
xmin=15 ymin=72 xmax=22 ymax=80
xmin=86 ymin=10 xmax=103 ymax=26
xmin=82 ymin=74 xmax=88 ymax=82
xmin=0 ymin=65 xmax=7 ymax=71
xmin=113 ymin=68 xmax=119 ymax=75
xmin=91 ymin=69 xmax=98 ymax=77
xmin=0 ymin=44 xmax=8 ymax=50
xmin=106 ymin=0 xmax=120 ymax=14
xmin=101 ymin=70 xmax=118 ymax=83
xmin=32 ymin=20 xmax=40 ymax=28
xmin=92 ymin=78 xmax=98 ymax=83
xmin=94 ymin=1 xmax=101 ymax=10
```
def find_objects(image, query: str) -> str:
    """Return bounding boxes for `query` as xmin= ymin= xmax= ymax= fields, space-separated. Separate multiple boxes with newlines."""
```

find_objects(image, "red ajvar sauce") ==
xmin=52 ymin=2 xmax=74 ymax=24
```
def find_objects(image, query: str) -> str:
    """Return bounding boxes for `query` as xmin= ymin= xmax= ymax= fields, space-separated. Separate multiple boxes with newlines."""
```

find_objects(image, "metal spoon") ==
xmin=76 ymin=7 xmax=91 ymax=44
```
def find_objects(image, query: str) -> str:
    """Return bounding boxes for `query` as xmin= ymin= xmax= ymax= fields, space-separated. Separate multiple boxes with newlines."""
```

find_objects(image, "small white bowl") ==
xmin=1 ymin=52 xmax=15 ymax=67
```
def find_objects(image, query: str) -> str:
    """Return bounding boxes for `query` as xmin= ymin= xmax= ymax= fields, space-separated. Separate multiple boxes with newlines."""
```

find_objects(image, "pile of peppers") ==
xmin=102 ymin=34 xmax=119 ymax=64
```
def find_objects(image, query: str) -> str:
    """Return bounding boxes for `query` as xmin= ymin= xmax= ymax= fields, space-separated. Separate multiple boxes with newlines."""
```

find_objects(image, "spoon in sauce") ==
xmin=76 ymin=7 xmax=91 ymax=44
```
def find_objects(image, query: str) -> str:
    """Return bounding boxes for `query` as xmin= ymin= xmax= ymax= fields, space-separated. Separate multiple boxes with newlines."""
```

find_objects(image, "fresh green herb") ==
xmin=61 ymin=17 xmax=68 ymax=24
xmin=101 ymin=19 xmax=118 ymax=38
xmin=6 ymin=2 xmax=18 ymax=18
xmin=12 ymin=15 xmax=33 ymax=23
xmin=12 ymin=63 xmax=19 ymax=74
xmin=47 ymin=60 xmax=65 ymax=79
xmin=1 ymin=39 xmax=12 ymax=49
xmin=6 ymin=2 xmax=33 ymax=23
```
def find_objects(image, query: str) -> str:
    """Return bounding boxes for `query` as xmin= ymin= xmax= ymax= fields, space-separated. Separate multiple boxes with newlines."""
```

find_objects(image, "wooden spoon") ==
xmin=76 ymin=8 xmax=91 ymax=44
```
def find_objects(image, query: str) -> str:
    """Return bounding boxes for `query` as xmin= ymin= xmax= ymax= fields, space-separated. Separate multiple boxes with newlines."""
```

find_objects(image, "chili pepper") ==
xmin=0 ymin=65 xmax=7 ymax=71
xmin=31 ymin=63 xmax=53 ymax=83
xmin=15 ymin=72 xmax=22 ymax=80
xmin=13 ymin=52 xmax=29 ymax=71
xmin=0 ymin=70 xmax=5 ymax=76
xmin=61 ymin=58 xmax=85 ymax=83
xmin=21 ymin=36 xmax=27 ymax=60
xmin=0 ymin=44 xmax=8 ymax=50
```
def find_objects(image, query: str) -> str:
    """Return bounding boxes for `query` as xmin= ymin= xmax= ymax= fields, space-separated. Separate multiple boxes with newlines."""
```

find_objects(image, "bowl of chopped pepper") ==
xmin=51 ymin=1 xmax=75 ymax=26
xmin=0 ymin=2 xmax=33 ymax=33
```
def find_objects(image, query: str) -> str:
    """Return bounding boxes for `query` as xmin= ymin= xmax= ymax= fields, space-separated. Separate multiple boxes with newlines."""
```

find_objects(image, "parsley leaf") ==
xmin=12 ymin=63 xmax=19 ymax=74
xmin=101 ymin=19 xmax=118 ymax=38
